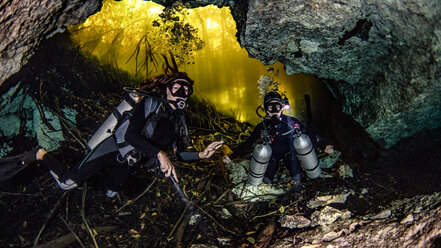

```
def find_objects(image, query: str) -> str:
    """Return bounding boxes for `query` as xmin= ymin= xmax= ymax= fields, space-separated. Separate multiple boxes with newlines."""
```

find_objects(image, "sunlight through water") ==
xmin=69 ymin=0 xmax=332 ymax=125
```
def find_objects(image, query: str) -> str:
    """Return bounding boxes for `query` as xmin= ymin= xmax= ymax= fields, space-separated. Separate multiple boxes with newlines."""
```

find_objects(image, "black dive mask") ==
xmin=265 ymin=102 xmax=283 ymax=113
xmin=169 ymin=79 xmax=193 ymax=98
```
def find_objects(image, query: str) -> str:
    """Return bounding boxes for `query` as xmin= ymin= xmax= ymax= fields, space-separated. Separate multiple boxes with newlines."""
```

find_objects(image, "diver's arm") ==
xmin=229 ymin=124 xmax=262 ymax=160
xmin=177 ymin=151 xmax=200 ymax=161
xmin=177 ymin=142 xmax=224 ymax=161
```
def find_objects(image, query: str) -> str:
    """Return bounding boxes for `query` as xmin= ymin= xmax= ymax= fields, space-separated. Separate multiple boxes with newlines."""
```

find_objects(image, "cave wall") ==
xmin=238 ymin=0 xmax=441 ymax=149
xmin=0 ymin=0 xmax=102 ymax=85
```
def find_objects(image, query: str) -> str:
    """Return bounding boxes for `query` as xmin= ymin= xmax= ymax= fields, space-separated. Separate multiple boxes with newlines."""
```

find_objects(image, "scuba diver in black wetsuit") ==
xmin=223 ymin=91 xmax=333 ymax=188
xmin=26 ymin=57 xmax=224 ymax=198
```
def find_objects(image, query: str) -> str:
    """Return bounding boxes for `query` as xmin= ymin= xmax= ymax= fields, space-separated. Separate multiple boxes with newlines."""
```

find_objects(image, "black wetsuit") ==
xmin=44 ymin=96 xmax=199 ymax=191
xmin=230 ymin=114 xmax=308 ymax=182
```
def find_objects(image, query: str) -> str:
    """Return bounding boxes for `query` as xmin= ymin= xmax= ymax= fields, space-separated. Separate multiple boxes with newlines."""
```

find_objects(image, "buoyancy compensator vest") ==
xmin=79 ymin=88 xmax=155 ymax=169
xmin=113 ymin=95 xmax=164 ymax=165
xmin=113 ymin=95 xmax=191 ymax=166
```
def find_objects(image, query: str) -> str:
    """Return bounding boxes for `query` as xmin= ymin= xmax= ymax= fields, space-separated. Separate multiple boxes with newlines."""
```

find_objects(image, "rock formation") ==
xmin=272 ymin=193 xmax=441 ymax=248
xmin=0 ymin=0 xmax=101 ymax=85
xmin=238 ymin=0 xmax=441 ymax=149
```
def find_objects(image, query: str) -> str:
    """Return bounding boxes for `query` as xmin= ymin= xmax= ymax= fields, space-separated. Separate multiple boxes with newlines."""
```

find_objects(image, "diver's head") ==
xmin=139 ymin=54 xmax=194 ymax=110
xmin=166 ymin=76 xmax=193 ymax=110
xmin=263 ymin=92 xmax=288 ymax=118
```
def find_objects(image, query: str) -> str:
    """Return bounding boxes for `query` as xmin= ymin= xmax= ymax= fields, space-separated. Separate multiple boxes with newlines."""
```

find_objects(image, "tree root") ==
xmin=34 ymin=226 xmax=116 ymax=248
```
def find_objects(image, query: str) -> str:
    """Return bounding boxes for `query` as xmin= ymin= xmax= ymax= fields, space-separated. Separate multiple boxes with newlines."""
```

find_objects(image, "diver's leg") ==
xmin=286 ymin=152 xmax=302 ymax=182
xmin=65 ymin=152 xmax=117 ymax=186
xmin=42 ymin=153 xmax=68 ymax=179
xmin=104 ymin=160 xmax=132 ymax=194
xmin=263 ymin=157 xmax=279 ymax=184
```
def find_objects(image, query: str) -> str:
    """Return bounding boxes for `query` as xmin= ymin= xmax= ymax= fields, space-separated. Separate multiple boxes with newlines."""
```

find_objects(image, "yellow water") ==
xmin=69 ymin=0 xmax=331 ymax=125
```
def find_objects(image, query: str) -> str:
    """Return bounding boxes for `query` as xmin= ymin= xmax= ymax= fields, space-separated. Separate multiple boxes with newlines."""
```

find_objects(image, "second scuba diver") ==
xmin=223 ymin=91 xmax=333 ymax=188
xmin=26 ymin=57 xmax=224 ymax=198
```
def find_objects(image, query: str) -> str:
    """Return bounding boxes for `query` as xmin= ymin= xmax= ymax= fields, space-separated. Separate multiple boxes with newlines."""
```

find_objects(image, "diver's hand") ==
xmin=157 ymin=151 xmax=178 ymax=182
xmin=222 ymin=156 xmax=232 ymax=164
xmin=199 ymin=141 xmax=224 ymax=159
xmin=324 ymin=145 xmax=335 ymax=154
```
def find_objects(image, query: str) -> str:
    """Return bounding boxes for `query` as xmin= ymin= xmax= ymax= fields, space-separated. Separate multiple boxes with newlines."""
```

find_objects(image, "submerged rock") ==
xmin=364 ymin=209 xmax=392 ymax=220
xmin=279 ymin=215 xmax=311 ymax=229
xmin=310 ymin=206 xmax=352 ymax=227
xmin=189 ymin=214 xmax=201 ymax=225
xmin=400 ymin=214 xmax=414 ymax=224
xmin=226 ymin=160 xmax=288 ymax=201
xmin=239 ymin=0 xmax=441 ymax=149
xmin=307 ymin=191 xmax=353 ymax=209
xmin=319 ymin=150 xmax=341 ymax=169
xmin=0 ymin=0 xmax=101 ymax=85
xmin=231 ymin=182 xmax=287 ymax=202
xmin=217 ymin=237 xmax=231 ymax=246
xmin=338 ymin=164 xmax=354 ymax=179
xmin=190 ymin=244 xmax=218 ymax=248
xmin=271 ymin=192 xmax=441 ymax=247
xmin=0 ymin=84 xmax=80 ymax=154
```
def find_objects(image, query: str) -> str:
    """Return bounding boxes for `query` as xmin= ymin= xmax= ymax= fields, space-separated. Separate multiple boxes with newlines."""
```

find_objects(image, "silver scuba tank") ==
xmin=292 ymin=124 xmax=321 ymax=179
xmin=247 ymin=143 xmax=272 ymax=186
xmin=87 ymin=90 xmax=140 ymax=150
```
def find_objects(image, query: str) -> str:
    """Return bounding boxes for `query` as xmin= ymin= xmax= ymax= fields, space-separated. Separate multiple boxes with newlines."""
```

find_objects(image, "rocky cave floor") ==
xmin=1 ymin=33 xmax=441 ymax=247
xmin=0 ymin=126 xmax=440 ymax=248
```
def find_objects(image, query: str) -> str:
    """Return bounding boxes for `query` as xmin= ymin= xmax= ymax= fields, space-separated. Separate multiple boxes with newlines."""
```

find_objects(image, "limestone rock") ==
xmin=189 ymin=214 xmax=201 ymax=225
xmin=307 ymin=191 xmax=353 ymax=209
xmin=0 ymin=84 xmax=71 ymax=152
xmin=271 ymin=193 xmax=441 ymax=248
xmin=220 ymin=208 xmax=232 ymax=219
xmin=239 ymin=0 xmax=441 ymax=149
xmin=364 ymin=209 xmax=392 ymax=220
xmin=190 ymin=245 xmax=218 ymax=248
xmin=318 ymin=150 xmax=341 ymax=169
xmin=400 ymin=214 xmax=414 ymax=224
xmin=279 ymin=215 xmax=311 ymax=229
xmin=0 ymin=0 xmax=101 ymax=85
xmin=226 ymin=159 xmax=287 ymax=201
xmin=338 ymin=164 xmax=354 ymax=179
xmin=216 ymin=237 xmax=230 ymax=246
xmin=310 ymin=206 xmax=352 ymax=227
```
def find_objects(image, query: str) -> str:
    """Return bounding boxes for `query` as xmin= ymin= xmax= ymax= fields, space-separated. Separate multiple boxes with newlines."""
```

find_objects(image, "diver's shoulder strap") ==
xmin=143 ymin=96 xmax=164 ymax=119
xmin=178 ymin=111 xmax=191 ymax=146
xmin=285 ymin=115 xmax=299 ymax=128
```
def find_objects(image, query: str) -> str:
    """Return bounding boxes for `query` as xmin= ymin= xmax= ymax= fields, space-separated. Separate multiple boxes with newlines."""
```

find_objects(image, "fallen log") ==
xmin=34 ymin=226 xmax=116 ymax=248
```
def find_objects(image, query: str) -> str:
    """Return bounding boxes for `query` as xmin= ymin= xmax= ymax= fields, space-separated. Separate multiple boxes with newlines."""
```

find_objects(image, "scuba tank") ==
xmin=292 ymin=124 xmax=321 ymax=179
xmin=247 ymin=118 xmax=273 ymax=186
xmin=248 ymin=142 xmax=272 ymax=186
xmin=87 ymin=87 xmax=143 ymax=150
